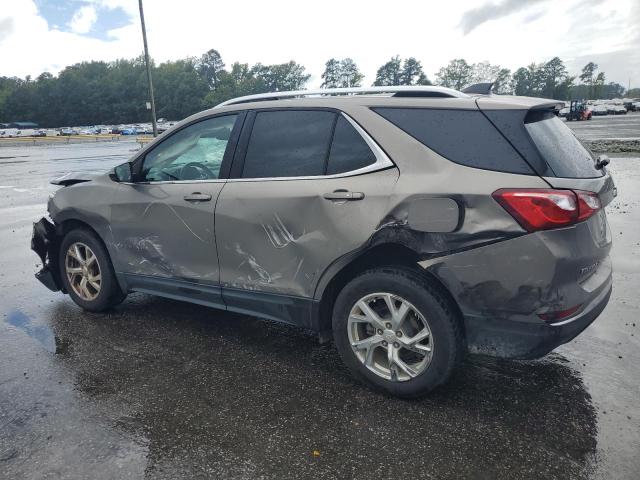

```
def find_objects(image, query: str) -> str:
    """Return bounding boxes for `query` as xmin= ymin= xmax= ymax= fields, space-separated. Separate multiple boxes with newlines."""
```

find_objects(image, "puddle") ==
xmin=4 ymin=310 xmax=66 ymax=354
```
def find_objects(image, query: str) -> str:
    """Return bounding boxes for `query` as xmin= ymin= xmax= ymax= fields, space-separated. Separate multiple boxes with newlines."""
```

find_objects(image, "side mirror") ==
xmin=113 ymin=162 xmax=133 ymax=183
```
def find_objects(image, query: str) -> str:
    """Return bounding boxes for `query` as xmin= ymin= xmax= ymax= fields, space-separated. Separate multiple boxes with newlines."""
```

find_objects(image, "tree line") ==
xmin=0 ymin=50 xmax=634 ymax=127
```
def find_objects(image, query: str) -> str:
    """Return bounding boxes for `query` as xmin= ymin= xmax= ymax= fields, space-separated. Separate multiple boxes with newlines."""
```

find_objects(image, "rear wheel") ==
xmin=59 ymin=228 xmax=126 ymax=312
xmin=332 ymin=267 xmax=463 ymax=398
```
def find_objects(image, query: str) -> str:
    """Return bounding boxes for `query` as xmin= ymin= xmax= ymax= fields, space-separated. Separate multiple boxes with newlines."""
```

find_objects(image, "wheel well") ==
xmin=316 ymin=243 xmax=465 ymax=338
xmin=55 ymin=219 xmax=111 ymax=265
xmin=58 ymin=219 xmax=103 ymax=242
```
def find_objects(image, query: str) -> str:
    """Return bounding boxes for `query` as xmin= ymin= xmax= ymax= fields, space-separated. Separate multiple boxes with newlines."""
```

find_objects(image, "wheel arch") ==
xmin=53 ymin=216 xmax=127 ymax=293
xmin=313 ymin=243 xmax=465 ymax=340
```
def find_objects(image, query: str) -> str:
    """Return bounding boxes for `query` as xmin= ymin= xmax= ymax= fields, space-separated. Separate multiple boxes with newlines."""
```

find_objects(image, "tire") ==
xmin=332 ymin=267 xmax=463 ymax=398
xmin=58 ymin=228 xmax=126 ymax=312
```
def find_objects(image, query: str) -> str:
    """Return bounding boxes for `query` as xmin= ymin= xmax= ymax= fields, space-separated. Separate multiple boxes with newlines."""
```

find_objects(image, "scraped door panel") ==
xmin=109 ymin=182 xmax=224 ymax=283
xmin=215 ymin=168 xmax=399 ymax=298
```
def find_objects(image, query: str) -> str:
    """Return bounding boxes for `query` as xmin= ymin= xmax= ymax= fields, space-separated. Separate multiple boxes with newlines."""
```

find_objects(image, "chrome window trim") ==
xmin=127 ymin=178 xmax=227 ymax=186
xmin=227 ymin=112 xmax=394 ymax=183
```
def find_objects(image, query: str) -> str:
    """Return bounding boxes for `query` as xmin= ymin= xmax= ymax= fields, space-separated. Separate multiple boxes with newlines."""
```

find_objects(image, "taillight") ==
xmin=575 ymin=190 xmax=601 ymax=221
xmin=492 ymin=189 xmax=601 ymax=232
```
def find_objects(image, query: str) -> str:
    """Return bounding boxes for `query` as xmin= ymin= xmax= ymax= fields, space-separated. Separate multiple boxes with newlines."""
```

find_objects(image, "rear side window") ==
xmin=242 ymin=110 xmax=335 ymax=178
xmin=373 ymin=107 xmax=533 ymax=174
xmin=525 ymin=111 xmax=603 ymax=178
xmin=327 ymin=116 xmax=376 ymax=175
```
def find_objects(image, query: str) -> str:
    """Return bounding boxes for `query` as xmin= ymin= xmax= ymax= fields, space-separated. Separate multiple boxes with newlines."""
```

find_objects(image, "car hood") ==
xmin=50 ymin=171 xmax=104 ymax=186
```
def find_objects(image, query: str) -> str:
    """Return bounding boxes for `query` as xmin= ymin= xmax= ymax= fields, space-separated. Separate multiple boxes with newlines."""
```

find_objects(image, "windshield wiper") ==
xmin=595 ymin=155 xmax=610 ymax=170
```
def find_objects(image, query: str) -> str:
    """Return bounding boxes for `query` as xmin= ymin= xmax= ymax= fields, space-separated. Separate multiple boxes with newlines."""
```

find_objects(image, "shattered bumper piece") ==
xmin=31 ymin=217 xmax=62 ymax=292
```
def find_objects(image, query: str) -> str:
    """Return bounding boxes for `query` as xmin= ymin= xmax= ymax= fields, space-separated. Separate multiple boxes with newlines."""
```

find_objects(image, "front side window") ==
xmin=141 ymin=114 xmax=237 ymax=181
xmin=242 ymin=110 xmax=336 ymax=178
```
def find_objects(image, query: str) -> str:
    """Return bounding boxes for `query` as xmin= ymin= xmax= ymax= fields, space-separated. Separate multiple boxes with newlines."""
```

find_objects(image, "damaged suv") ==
xmin=32 ymin=85 xmax=614 ymax=397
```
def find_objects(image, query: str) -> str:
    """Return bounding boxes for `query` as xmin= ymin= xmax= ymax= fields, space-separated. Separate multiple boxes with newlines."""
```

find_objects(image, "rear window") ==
xmin=373 ymin=107 xmax=533 ymax=174
xmin=525 ymin=111 xmax=603 ymax=179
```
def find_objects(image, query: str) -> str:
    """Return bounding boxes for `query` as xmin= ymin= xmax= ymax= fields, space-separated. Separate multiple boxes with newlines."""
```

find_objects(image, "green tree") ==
xmin=435 ymin=59 xmax=473 ymax=90
xmin=540 ymin=57 xmax=568 ymax=98
xmin=493 ymin=68 xmax=512 ymax=94
xmin=373 ymin=56 xmax=402 ymax=86
xmin=580 ymin=62 xmax=598 ymax=98
xmin=252 ymin=61 xmax=310 ymax=91
xmin=593 ymin=72 xmax=606 ymax=99
xmin=400 ymin=57 xmax=426 ymax=85
xmin=321 ymin=58 xmax=342 ymax=88
xmin=627 ymin=87 xmax=640 ymax=97
xmin=512 ymin=67 xmax=532 ymax=96
xmin=197 ymin=49 xmax=225 ymax=89
xmin=339 ymin=58 xmax=363 ymax=87
xmin=155 ymin=58 xmax=209 ymax=119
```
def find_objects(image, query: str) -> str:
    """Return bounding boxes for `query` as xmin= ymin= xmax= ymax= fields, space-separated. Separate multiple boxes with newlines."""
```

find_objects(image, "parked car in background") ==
xmin=605 ymin=104 xmax=618 ymax=115
xmin=32 ymin=86 xmax=615 ymax=397
xmin=612 ymin=105 xmax=627 ymax=115
xmin=558 ymin=107 xmax=569 ymax=117
xmin=592 ymin=105 xmax=608 ymax=116
xmin=0 ymin=128 xmax=18 ymax=138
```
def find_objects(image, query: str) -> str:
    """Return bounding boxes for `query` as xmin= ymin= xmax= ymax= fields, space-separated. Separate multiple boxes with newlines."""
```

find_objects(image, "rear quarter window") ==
xmin=373 ymin=107 xmax=534 ymax=175
xmin=524 ymin=111 xmax=603 ymax=179
xmin=326 ymin=116 xmax=377 ymax=175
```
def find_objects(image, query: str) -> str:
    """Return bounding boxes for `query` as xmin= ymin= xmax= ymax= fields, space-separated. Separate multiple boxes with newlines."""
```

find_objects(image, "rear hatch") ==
xmin=479 ymin=97 xmax=614 ymax=306
xmin=477 ymin=97 xmax=616 ymax=205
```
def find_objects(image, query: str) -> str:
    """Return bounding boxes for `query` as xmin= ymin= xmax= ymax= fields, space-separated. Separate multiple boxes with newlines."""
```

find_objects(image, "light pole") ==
xmin=138 ymin=0 xmax=158 ymax=137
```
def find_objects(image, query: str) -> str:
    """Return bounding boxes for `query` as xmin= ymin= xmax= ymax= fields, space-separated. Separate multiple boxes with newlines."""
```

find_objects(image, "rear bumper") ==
xmin=464 ymin=276 xmax=612 ymax=359
xmin=32 ymin=217 xmax=63 ymax=292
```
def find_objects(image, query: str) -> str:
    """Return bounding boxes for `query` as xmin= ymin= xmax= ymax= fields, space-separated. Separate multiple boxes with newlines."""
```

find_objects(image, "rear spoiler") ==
xmin=462 ymin=82 xmax=494 ymax=95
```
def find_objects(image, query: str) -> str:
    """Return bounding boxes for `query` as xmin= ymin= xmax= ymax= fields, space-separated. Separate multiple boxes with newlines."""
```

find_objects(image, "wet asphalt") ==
xmin=1 ymin=123 xmax=639 ymax=479
xmin=567 ymin=112 xmax=640 ymax=140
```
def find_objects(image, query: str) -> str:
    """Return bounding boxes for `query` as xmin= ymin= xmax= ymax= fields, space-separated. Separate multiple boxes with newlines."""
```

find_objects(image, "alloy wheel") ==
xmin=65 ymin=242 xmax=101 ymax=301
xmin=348 ymin=292 xmax=434 ymax=382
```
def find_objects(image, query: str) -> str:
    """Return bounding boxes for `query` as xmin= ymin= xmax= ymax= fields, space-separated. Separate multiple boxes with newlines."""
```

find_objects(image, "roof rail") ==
xmin=215 ymin=86 xmax=468 ymax=108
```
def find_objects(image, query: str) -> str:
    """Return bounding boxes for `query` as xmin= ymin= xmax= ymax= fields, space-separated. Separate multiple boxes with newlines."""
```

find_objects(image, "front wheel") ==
xmin=332 ymin=268 xmax=463 ymax=398
xmin=59 ymin=228 xmax=126 ymax=312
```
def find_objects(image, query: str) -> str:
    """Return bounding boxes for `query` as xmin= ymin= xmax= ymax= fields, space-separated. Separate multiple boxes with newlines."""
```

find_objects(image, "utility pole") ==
xmin=138 ymin=0 xmax=158 ymax=137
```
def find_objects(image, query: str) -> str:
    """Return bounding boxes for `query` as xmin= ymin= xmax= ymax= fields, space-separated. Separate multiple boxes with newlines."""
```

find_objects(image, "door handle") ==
xmin=183 ymin=192 xmax=212 ymax=202
xmin=323 ymin=190 xmax=365 ymax=201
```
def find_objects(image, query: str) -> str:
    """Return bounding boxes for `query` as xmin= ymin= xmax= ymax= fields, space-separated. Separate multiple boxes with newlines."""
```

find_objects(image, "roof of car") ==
xmin=209 ymin=86 xmax=561 ymax=113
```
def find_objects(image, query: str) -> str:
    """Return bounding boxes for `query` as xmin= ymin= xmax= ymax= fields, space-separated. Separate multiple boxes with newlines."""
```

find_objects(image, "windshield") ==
xmin=525 ymin=111 xmax=603 ymax=178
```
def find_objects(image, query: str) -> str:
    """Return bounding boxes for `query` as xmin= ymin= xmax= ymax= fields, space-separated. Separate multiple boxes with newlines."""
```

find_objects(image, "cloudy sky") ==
xmin=1 ymin=0 xmax=639 ymax=88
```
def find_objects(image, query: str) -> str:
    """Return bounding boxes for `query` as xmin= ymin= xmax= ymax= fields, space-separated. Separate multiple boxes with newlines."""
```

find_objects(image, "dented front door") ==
xmin=215 ymin=168 xmax=399 ymax=299
xmin=109 ymin=181 xmax=224 ymax=284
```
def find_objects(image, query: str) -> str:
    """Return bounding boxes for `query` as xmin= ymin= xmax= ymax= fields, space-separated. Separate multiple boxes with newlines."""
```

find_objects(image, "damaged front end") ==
xmin=31 ymin=217 xmax=63 ymax=292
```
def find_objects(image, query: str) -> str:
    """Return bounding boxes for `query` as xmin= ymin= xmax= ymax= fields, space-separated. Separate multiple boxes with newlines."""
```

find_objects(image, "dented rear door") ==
xmin=215 ymin=109 xmax=399 ymax=312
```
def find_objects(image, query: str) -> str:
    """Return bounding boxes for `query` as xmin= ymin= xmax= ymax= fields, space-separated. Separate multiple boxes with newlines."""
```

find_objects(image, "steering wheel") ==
xmin=179 ymin=162 xmax=215 ymax=180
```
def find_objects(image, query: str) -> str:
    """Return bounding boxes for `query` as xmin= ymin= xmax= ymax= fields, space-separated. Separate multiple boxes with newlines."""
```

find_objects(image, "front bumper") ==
xmin=32 ymin=217 xmax=63 ymax=292
xmin=464 ymin=276 xmax=612 ymax=359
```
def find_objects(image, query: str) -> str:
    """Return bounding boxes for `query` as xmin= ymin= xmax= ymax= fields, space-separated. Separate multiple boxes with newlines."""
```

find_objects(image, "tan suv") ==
xmin=33 ymin=86 xmax=614 ymax=397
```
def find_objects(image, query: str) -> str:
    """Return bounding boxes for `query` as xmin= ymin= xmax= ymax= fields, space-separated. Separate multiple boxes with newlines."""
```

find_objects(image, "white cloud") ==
xmin=0 ymin=0 xmax=638 ymax=87
xmin=68 ymin=5 xmax=98 ymax=35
